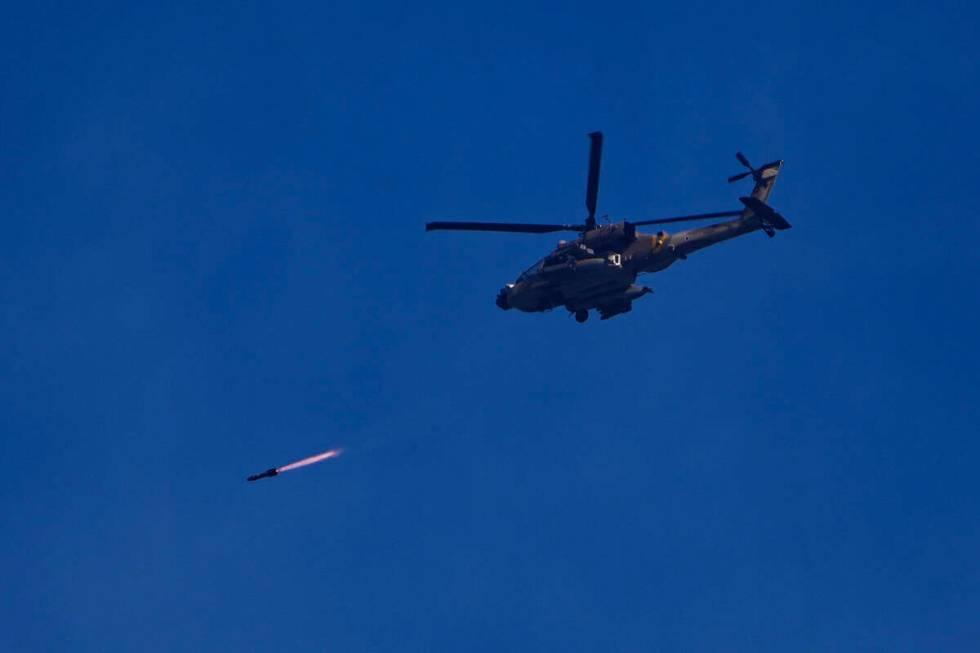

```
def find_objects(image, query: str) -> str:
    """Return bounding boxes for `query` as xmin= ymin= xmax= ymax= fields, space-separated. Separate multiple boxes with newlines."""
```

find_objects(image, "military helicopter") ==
xmin=426 ymin=132 xmax=790 ymax=322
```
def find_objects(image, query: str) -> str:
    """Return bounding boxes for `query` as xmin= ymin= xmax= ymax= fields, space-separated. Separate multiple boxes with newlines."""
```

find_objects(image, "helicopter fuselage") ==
xmin=496 ymin=213 xmax=760 ymax=321
xmin=426 ymin=132 xmax=789 ymax=323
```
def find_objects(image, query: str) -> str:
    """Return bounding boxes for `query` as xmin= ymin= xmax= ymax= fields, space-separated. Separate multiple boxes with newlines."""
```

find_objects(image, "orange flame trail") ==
xmin=277 ymin=448 xmax=343 ymax=473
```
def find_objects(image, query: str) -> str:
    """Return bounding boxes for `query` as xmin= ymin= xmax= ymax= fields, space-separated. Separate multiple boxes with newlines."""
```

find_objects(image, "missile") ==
xmin=245 ymin=447 xmax=342 ymax=483
xmin=246 ymin=468 xmax=279 ymax=482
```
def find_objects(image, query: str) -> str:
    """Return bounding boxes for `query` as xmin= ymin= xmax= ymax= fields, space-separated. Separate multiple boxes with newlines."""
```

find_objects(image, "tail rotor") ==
xmin=727 ymin=151 xmax=790 ymax=236
xmin=728 ymin=151 xmax=782 ymax=185
xmin=727 ymin=152 xmax=755 ymax=183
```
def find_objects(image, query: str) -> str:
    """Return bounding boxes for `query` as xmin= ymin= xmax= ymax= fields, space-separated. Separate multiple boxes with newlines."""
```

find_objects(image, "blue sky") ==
xmin=2 ymin=1 xmax=979 ymax=650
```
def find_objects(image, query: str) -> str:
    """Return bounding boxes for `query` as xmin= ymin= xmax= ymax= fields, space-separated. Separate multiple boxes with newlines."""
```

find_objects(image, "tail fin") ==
xmin=729 ymin=153 xmax=783 ymax=203
xmin=747 ymin=159 xmax=783 ymax=204
xmin=734 ymin=159 xmax=788 ymax=237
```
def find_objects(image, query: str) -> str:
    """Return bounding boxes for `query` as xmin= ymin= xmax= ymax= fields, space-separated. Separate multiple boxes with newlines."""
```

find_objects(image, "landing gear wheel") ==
xmin=574 ymin=310 xmax=589 ymax=323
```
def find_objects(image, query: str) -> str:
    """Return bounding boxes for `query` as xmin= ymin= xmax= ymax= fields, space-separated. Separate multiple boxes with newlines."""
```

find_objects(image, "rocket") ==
xmin=246 ymin=468 xmax=279 ymax=482
xmin=245 ymin=447 xmax=342 ymax=483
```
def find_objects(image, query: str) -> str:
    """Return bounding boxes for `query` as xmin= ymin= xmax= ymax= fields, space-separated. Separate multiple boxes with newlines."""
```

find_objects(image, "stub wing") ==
xmin=594 ymin=285 xmax=653 ymax=320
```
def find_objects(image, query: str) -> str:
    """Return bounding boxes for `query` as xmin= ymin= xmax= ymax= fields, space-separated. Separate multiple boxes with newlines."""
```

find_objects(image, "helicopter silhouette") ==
xmin=427 ymin=132 xmax=789 ymax=322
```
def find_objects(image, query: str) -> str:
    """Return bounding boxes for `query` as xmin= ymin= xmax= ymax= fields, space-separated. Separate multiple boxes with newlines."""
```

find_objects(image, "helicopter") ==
xmin=426 ymin=132 xmax=790 ymax=323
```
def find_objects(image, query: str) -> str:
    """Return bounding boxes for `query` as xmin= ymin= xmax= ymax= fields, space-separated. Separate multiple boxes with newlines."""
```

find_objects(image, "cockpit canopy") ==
xmin=517 ymin=258 xmax=546 ymax=282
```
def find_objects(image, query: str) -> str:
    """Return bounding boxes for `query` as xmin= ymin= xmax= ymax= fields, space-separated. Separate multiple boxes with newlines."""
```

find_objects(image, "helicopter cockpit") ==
xmin=516 ymin=259 xmax=546 ymax=282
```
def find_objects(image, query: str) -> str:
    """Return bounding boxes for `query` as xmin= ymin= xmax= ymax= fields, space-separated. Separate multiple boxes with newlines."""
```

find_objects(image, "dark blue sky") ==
xmin=3 ymin=2 xmax=979 ymax=650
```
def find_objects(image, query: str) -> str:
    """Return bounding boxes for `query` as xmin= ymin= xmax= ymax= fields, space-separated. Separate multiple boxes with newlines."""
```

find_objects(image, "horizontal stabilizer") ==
xmin=739 ymin=196 xmax=791 ymax=231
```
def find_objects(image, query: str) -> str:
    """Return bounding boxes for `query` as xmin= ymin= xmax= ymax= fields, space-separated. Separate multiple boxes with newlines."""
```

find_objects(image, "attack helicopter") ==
xmin=426 ymin=132 xmax=790 ymax=322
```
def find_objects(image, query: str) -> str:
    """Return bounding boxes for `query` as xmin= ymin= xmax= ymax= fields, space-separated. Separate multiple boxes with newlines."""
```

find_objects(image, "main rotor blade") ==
xmin=631 ymin=210 xmax=742 ymax=227
xmin=585 ymin=131 xmax=603 ymax=221
xmin=426 ymin=221 xmax=585 ymax=234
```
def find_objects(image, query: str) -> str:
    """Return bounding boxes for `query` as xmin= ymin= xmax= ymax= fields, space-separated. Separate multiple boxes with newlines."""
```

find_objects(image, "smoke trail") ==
xmin=276 ymin=448 xmax=343 ymax=473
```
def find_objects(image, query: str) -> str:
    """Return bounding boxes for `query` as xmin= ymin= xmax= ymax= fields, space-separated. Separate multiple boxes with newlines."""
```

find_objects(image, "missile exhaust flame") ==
xmin=277 ymin=448 xmax=343 ymax=473
xmin=247 ymin=448 xmax=342 ymax=482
